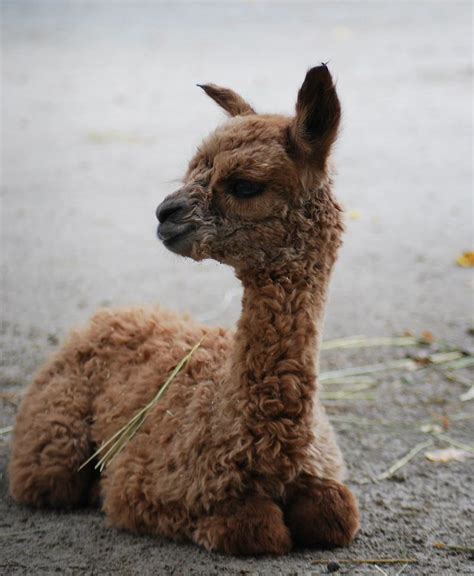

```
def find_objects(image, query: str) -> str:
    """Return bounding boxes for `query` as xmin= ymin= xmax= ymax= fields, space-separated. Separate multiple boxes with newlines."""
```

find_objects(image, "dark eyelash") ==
xmin=229 ymin=179 xmax=265 ymax=199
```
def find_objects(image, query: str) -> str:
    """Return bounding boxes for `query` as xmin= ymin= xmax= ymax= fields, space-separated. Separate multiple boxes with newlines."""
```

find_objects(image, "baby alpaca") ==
xmin=9 ymin=65 xmax=359 ymax=555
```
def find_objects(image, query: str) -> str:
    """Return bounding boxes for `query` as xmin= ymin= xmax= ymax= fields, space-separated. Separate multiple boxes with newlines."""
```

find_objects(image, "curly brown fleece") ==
xmin=9 ymin=65 xmax=360 ymax=555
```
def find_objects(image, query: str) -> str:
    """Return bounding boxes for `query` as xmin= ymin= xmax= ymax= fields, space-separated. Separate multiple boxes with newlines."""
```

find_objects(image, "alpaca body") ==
xmin=10 ymin=304 xmax=344 ymax=544
xmin=10 ymin=65 xmax=360 ymax=554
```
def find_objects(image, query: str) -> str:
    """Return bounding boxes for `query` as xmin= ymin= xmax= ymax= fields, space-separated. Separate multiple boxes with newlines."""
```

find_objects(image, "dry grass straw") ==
xmin=432 ymin=433 xmax=474 ymax=453
xmin=321 ymin=335 xmax=421 ymax=351
xmin=433 ymin=543 xmax=474 ymax=553
xmin=79 ymin=338 xmax=203 ymax=472
xmin=376 ymin=440 xmax=434 ymax=481
xmin=320 ymin=359 xmax=418 ymax=383
xmin=442 ymin=356 xmax=474 ymax=370
xmin=320 ymin=343 xmax=472 ymax=395
xmin=321 ymin=381 xmax=377 ymax=401
xmin=311 ymin=558 xmax=418 ymax=565
xmin=0 ymin=392 xmax=21 ymax=406
xmin=359 ymin=426 xmax=474 ymax=484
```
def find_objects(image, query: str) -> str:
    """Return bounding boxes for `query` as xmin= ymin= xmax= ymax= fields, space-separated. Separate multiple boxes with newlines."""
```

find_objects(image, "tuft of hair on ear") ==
xmin=289 ymin=64 xmax=341 ymax=169
xmin=197 ymin=83 xmax=255 ymax=117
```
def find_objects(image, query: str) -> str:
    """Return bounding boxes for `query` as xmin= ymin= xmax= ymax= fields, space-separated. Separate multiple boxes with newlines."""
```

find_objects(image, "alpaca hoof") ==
xmin=286 ymin=480 xmax=359 ymax=548
xmin=194 ymin=496 xmax=292 ymax=556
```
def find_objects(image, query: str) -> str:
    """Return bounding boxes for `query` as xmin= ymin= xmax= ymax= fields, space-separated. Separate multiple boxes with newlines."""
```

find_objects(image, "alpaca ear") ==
xmin=290 ymin=64 xmax=341 ymax=167
xmin=197 ymin=83 xmax=255 ymax=117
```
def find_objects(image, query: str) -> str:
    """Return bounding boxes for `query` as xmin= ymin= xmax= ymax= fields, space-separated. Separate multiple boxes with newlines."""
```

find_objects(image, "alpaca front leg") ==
xmin=193 ymin=496 xmax=292 ymax=556
xmin=285 ymin=476 xmax=359 ymax=548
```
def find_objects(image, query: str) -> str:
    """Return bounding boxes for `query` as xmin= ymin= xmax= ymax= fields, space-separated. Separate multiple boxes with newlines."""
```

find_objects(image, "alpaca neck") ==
xmin=230 ymin=261 xmax=331 ymax=425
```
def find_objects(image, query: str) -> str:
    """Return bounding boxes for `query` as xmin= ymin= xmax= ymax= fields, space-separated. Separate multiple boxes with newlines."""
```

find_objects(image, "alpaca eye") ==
xmin=229 ymin=179 xmax=265 ymax=199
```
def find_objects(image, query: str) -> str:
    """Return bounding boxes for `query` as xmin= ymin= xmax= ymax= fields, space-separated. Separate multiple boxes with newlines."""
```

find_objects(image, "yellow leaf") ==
xmin=425 ymin=448 xmax=472 ymax=463
xmin=456 ymin=251 xmax=474 ymax=267
xmin=347 ymin=209 xmax=361 ymax=221
xmin=420 ymin=330 xmax=435 ymax=344
xmin=420 ymin=424 xmax=443 ymax=434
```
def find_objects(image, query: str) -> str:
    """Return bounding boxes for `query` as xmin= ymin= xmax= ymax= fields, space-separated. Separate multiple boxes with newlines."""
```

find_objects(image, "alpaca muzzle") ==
xmin=156 ymin=193 xmax=196 ymax=256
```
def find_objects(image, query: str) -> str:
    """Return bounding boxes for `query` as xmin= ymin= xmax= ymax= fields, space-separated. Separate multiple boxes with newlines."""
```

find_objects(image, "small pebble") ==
xmin=327 ymin=561 xmax=340 ymax=573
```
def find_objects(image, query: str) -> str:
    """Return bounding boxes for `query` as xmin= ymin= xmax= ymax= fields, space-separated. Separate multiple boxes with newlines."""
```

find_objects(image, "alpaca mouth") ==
xmin=157 ymin=222 xmax=195 ymax=255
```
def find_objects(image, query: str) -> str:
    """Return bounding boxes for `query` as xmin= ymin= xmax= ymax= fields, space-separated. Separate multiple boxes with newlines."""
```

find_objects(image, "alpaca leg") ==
xmin=101 ymin=454 xmax=192 ymax=542
xmin=285 ymin=476 xmax=359 ymax=548
xmin=193 ymin=496 xmax=292 ymax=556
xmin=9 ymin=367 xmax=94 ymax=508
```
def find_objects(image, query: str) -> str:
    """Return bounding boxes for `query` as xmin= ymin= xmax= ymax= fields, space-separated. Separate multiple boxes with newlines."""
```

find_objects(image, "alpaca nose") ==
xmin=156 ymin=196 xmax=190 ymax=223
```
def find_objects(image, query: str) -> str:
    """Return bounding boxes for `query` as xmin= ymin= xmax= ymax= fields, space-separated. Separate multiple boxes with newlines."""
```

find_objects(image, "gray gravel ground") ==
xmin=1 ymin=2 xmax=473 ymax=575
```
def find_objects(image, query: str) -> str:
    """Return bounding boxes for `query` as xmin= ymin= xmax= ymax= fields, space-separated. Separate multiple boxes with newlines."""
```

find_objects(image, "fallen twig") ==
xmin=0 ymin=426 xmax=13 ymax=436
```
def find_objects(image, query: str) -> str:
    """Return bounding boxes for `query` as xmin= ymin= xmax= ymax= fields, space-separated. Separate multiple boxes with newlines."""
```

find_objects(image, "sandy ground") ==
xmin=1 ymin=1 xmax=473 ymax=575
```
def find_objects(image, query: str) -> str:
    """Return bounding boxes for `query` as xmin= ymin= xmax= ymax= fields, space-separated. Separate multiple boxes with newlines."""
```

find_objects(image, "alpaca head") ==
xmin=156 ymin=65 xmax=343 ymax=274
